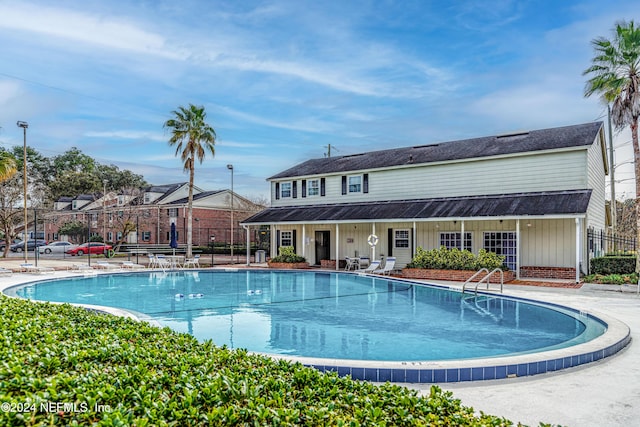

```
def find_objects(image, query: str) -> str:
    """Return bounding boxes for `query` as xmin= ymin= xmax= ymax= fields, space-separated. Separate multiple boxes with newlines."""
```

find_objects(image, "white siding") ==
xmin=270 ymin=149 xmax=588 ymax=207
xmin=519 ymin=219 xmax=576 ymax=267
xmin=586 ymin=134 xmax=607 ymax=231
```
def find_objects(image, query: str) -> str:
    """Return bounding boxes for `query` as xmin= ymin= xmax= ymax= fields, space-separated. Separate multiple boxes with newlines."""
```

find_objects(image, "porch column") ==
xmin=302 ymin=225 xmax=306 ymax=258
xmin=516 ymin=219 xmax=520 ymax=280
xmin=271 ymin=224 xmax=276 ymax=258
xmin=245 ymin=225 xmax=250 ymax=266
xmin=335 ymin=224 xmax=340 ymax=271
xmin=575 ymin=218 xmax=580 ymax=283
xmin=372 ymin=223 xmax=376 ymax=261
xmin=413 ymin=221 xmax=417 ymax=258
xmin=461 ymin=220 xmax=465 ymax=249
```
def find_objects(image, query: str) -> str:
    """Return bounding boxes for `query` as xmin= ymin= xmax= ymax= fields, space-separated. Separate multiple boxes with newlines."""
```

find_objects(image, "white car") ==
xmin=38 ymin=241 xmax=78 ymax=254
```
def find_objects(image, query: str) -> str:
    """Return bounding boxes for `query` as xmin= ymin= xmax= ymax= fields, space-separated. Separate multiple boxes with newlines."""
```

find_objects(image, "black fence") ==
xmin=587 ymin=228 xmax=636 ymax=258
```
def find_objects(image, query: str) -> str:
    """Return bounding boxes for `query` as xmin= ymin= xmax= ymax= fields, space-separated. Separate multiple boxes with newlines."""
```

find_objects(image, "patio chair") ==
xmin=147 ymin=254 xmax=158 ymax=268
xmin=345 ymin=257 xmax=360 ymax=270
xmin=20 ymin=263 xmax=55 ymax=275
xmin=155 ymin=255 xmax=171 ymax=269
xmin=121 ymin=260 xmax=145 ymax=269
xmin=374 ymin=257 xmax=396 ymax=275
xmin=358 ymin=260 xmax=381 ymax=273
xmin=95 ymin=261 xmax=120 ymax=270
xmin=0 ymin=267 xmax=13 ymax=276
xmin=183 ymin=254 xmax=200 ymax=268
xmin=358 ymin=257 xmax=371 ymax=269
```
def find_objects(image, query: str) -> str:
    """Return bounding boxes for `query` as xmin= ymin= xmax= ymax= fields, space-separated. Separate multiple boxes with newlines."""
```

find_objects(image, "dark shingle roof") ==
xmin=269 ymin=122 xmax=603 ymax=179
xmin=242 ymin=190 xmax=592 ymax=224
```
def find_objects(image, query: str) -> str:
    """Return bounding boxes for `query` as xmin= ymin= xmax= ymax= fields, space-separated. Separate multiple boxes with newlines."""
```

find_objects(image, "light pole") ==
xmin=227 ymin=164 xmax=234 ymax=264
xmin=16 ymin=121 xmax=28 ymax=263
xmin=103 ymin=179 xmax=108 ymax=242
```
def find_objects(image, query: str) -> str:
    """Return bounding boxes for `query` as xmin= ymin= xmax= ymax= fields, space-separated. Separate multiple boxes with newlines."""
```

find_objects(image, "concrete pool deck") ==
xmin=1 ymin=264 xmax=638 ymax=426
xmin=411 ymin=280 xmax=640 ymax=427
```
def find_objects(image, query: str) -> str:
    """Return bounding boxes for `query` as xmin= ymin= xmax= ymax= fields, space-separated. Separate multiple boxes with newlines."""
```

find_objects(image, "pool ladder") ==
xmin=461 ymin=268 xmax=504 ymax=295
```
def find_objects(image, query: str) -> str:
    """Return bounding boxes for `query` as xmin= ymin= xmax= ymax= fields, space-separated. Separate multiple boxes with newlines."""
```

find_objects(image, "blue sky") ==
xmin=0 ymin=0 xmax=638 ymax=201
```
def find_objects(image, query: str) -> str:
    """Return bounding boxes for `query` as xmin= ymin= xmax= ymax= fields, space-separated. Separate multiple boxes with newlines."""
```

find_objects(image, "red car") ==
xmin=65 ymin=242 xmax=113 ymax=256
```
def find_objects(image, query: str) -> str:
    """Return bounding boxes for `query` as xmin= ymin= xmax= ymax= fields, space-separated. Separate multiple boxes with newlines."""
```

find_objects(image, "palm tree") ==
xmin=584 ymin=20 xmax=640 ymax=270
xmin=164 ymin=104 xmax=216 ymax=258
xmin=0 ymin=151 xmax=17 ymax=182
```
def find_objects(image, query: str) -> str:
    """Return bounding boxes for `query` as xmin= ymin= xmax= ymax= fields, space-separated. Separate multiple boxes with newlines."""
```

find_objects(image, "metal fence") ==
xmin=587 ymin=227 xmax=636 ymax=258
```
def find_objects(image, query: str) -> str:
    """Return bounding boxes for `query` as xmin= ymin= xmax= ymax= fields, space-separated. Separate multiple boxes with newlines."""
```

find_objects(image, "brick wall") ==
xmin=402 ymin=268 xmax=516 ymax=282
xmin=520 ymin=266 xmax=576 ymax=280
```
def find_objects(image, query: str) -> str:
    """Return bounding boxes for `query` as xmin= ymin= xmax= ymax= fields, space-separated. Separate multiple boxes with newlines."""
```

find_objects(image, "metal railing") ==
xmin=462 ymin=268 xmax=504 ymax=295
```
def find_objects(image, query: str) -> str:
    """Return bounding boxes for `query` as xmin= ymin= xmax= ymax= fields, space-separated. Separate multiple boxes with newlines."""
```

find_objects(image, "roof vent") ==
xmin=496 ymin=131 xmax=529 ymax=139
xmin=411 ymin=143 xmax=440 ymax=149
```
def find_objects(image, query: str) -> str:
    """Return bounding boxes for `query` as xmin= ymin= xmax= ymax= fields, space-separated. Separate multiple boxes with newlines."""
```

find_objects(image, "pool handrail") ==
xmin=461 ymin=268 xmax=489 ymax=293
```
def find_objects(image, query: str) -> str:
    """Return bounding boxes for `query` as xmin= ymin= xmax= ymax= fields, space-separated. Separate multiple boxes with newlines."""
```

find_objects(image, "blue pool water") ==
xmin=7 ymin=270 xmax=606 ymax=361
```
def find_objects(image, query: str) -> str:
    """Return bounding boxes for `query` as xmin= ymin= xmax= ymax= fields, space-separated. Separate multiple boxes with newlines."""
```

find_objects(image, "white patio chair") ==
xmin=155 ymin=255 xmax=171 ymax=269
xmin=358 ymin=260 xmax=381 ymax=273
xmin=374 ymin=257 xmax=396 ymax=275
xmin=0 ymin=267 xmax=13 ymax=276
xmin=147 ymin=254 xmax=158 ymax=268
xmin=20 ymin=263 xmax=55 ymax=274
xmin=344 ymin=257 xmax=359 ymax=270
xmin=121 ymin=260 xmax=145 ymax=269
xmin=183 ymin=254 xmax=200 ymax=268
xmin=95 ymin=261 xmax=120 ymax=270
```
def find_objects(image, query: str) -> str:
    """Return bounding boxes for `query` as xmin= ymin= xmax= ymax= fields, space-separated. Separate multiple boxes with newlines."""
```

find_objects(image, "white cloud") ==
xmin=85 ymin=130 xmax=165 ymax=141
xmin=0 ymin=2 xmax=185 ymax=59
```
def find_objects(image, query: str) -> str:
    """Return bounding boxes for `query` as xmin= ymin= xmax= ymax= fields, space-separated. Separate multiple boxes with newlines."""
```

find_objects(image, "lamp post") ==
xmin=103 ymin=179 xmax=108 ymax=242
xmin=16 ymin=121 xmax=28 ymax=263
xmin=227 ymin=164 xmax=234 ymax=264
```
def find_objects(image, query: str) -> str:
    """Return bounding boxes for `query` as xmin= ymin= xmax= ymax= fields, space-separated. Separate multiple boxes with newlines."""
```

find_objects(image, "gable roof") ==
xmin=242 ymin=189 xmax=592 ymax=224
xmin=269 ymin=122 xmax=603 ymax=179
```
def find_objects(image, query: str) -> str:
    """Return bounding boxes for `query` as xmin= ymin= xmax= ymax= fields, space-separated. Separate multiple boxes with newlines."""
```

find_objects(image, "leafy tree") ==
xmin=96 ymin=164 xmax=147 ymax=192
xmin=584 ymin=20 xmax=640 ymax=271
xmin=58 ymin=220 xmax=88 ymax=243
xmin=164 ymin=104 xmax=217 ymax=258
xmin=0 ymin=150 xmax=17 ymax=182
xmin=49 ymin=171 xmax=103 ymax=200
xmin=0 ymin=175 xmax=23 ymax=257
xmin=52 ymin=147 xmax=96 ymax=175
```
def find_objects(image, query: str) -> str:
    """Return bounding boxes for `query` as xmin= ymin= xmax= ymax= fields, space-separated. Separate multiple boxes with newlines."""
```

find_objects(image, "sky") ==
xmin=0 ymin=0 xmax=638 ymax=202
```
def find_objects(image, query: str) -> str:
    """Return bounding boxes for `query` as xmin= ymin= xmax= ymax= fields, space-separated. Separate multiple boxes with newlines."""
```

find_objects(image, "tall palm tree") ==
xmin=0 ymin=151 xmax=17 ymax=182
xmin=584 ymin=20 xmax=640 ymax=270
xmin=164 ymin=104 xmax=216 ymax=258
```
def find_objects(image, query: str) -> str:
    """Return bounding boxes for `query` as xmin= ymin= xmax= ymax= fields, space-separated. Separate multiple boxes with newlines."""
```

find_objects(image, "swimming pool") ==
xmin=5 ymin=270 xmax=630 ymax=383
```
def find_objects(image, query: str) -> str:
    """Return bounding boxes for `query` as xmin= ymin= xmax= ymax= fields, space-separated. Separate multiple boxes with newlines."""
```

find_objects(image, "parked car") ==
xmin=0 ymin=239 xmax=21 ymax=251
xmin=65 ymin=242 xmax=113 ymax=256
xmin=10 ymin=239 xmax=48 ymax=252
xmin=38 ymin=241 xmax=79 ymax=254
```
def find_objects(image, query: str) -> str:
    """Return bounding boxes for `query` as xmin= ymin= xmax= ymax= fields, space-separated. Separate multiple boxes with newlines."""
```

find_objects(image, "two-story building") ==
xmin=242 ymin=122 xmax=609 ymax=281
xmin=45 ymin=182 xmax=263 ymax=248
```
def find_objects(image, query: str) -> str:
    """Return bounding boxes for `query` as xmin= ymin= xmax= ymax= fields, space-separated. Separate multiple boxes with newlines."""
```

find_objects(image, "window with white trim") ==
xmin=167 ymin=208 xmax=178 ymax=217
xmin=307 ymin=179 xmax=320 ymax=196
xmin=483 ymin=232 xmax=516 ymax=271
xmin=348 ymin=175 xmax=362 ymax=193
xmin=281 ymin=182 xmax=292 ymax=198
xmin=394 ymin=229 xmax=410 ymax=248
xmin=142 ymin=231 xmax=151 ymax=241
xmin=440 ymin=232 xmax=472 ymax=251
xmin=280 ymin=231 xmax=293 ymax=247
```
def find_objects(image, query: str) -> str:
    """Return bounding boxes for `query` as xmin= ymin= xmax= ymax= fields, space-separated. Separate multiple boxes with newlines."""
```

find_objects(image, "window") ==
xmin=307 ymin=179 xmax=320 ymax=196
xmin=348 ymin=175 xmax=361 ymax=193
xmin=167 ymin=208 xmax=178 ymax=217
xmin=440 ymin=232 xmax=472 ymax=251
xmin=394 ymin=229 xmax=410 ymax=248
xmin=280 ymin=231 xmax=293 ymax=247
xmin=142 ymin=231 xmax=151 ymax=241
xmin=107 ymin=232 xmax=113 ymax=242
xmin=281 ymin=182 xmax=292 ymax=198
xmin=116 ymin=232 xmax=123 ymax=241
xmin=483 ymin=232 xmax=517 ymax=271
xmin=117 ymin=210 xmax=124 ymax=218
xmin=144 ymin=193 xmax=152 ymax=204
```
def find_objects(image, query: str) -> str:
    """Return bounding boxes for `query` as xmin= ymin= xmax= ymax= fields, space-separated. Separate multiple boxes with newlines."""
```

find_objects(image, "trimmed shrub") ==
xmin=590 ymin=256 xmax=636 ymax=275
xmin=406 ymin=246 xmax=506 ymax=271
xmin=269 ymin=245 xmax=306 ymax=263
xmin=0 ymin=297 xmax=518 ymax=426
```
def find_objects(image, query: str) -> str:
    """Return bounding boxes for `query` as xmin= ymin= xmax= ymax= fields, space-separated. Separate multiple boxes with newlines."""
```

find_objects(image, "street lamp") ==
xmin=227 ymin=164 xmax=234 ymax=264
xmin=16 ymin=121 xmax=28 ymax=263
xmin=103 ymin=179 xmax=108 ymax=242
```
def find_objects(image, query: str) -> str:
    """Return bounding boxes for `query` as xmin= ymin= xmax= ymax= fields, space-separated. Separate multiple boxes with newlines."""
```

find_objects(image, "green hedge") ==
xmin=590 ymin=256 xmax=637 ymax=275
xmin=269 ymin=246 xmax=306 ymax=263
xmin=406 ymin=246 xmax=506 ymax=271
xmin=0 ymin=296 xmax=529 ymax=426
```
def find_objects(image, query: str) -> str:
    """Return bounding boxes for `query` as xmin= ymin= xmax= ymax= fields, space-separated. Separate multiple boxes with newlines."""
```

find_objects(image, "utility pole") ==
xmin=324 ymin=144 xmax=339 ymax=158
xmin=608 ymin=105 xmax=617 ymax=247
